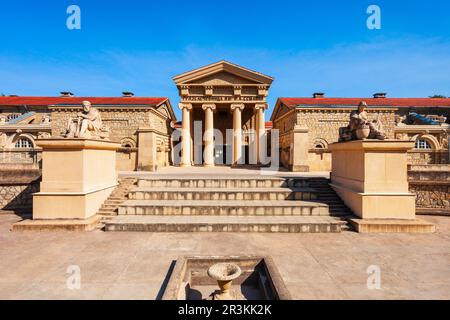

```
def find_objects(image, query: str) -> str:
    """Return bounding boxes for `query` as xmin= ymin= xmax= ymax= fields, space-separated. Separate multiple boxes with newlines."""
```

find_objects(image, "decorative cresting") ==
xmin=64 ymin=101 xmax=110 ymax=140
xmin=202 ymin=104 xmax=217 ymax=167
xmin=179 ymin=103 xmax=193 ymax=167
xmin=207 ymin=262 xmax=242 ymax=300
xmin=339 ymin=101 xmax=386 ymax=142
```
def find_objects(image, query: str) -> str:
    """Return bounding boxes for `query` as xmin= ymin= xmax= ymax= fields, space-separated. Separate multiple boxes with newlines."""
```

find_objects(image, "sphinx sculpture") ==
xmin=64 ymin=101 xmax=109 ymax=139
xmin=339 ymin=101 xmax=386 ymax=142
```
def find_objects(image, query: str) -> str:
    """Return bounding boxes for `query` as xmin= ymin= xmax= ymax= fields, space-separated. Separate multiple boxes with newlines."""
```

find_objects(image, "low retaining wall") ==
xmin=0 ymin=164 xmax=41 ymax=212
xmin=408 ymin=165 xmax=450 ymax=214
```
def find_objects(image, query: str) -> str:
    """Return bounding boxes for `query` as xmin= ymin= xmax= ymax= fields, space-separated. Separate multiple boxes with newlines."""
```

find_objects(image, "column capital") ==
xmin=255 ymin=103 xmax=268 ymax=110
xmin=178 ymin=103 xmax=192 ymax=111
xmin=230 ymin=103 xmax=245 ymax=111
xmin=202 ymin=103 xmax=216 ymax=111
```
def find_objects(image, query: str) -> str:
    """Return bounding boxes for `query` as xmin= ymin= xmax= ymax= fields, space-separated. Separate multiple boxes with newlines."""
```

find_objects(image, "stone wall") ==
xmin=272 ymin=109 xmax=296 ymax=169
xmin=408 ymin=150 xmax=449 ymax=165
xmin=0 ymin=149 xmax=41 ymax=165
xmin=295 ymin=108 xmax=395 ymax=171
xmin=50 ymin=107 xmax=153 ymax=144
xmin=50 ymin=106 xmax=173 ymax=171
xmin=0 ymin=164 xmax=41 ymax=211
xmin=408 ymin=165 xmax=450 ymax=212
xmin=296 ymin=108 xmax=396 ymax=149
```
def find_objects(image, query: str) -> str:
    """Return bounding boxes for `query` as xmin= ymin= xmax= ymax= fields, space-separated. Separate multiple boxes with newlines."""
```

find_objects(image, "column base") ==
xmin=203 ymin=163 xmax=215 ymax=168
xmin=180 ymin=163 xmax=192 ymax=167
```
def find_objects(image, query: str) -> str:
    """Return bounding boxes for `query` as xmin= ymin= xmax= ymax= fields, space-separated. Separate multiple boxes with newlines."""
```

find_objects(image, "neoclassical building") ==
xmin=172 ymin=61 xmax=273 ymax=167
xmin=272 ymin=95 xmax=450 ymax=171
xmin=0 ymin=94 xmax=175 ymax=171
xmin=1 ymin=61 xmax=449 ymax=174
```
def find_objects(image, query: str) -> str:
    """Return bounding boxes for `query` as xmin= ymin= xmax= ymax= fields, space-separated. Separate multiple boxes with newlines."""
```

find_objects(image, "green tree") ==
xmin=429 ymin=95 xmax=447 ymax=98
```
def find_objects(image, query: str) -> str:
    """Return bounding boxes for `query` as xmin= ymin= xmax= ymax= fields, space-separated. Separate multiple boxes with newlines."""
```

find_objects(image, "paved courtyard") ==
xmin=0 ymin=213 xmax=449 ymax=300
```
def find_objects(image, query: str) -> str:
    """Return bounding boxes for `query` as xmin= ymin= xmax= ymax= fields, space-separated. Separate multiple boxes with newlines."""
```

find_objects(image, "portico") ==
xmin=173 ymin=61 xmax=273 ymax=167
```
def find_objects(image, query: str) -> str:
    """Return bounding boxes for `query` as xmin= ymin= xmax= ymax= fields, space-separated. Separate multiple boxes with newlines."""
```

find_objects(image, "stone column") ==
xmin=202 ymin=104 xmax=216 ymax=167
xmin=255 ymin=103 xmax=268 ymax=164
xmin=179 ymin=103 xmax=192 ymax=167
xmin=137 ymin=128 xmax=157 ymax=171
xmin=291 ymin=126 xmax=310 ymax=172
xmin=231 ymin=104 xmax=245 ymax=166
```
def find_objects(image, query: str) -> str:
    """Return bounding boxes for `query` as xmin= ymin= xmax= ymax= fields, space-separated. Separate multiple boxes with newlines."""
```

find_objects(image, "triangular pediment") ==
xmin=157 ymin=104 xmax=170 ymax=118
xmin=154 ymin=100 xmax=176 ymax=121
xmin=186 ymin=71 xmax=259 ymax=85
xmin=270 ymin=99 xmax=295 ymax=122
xmin=173 ymin=61 xmax=273 ymax=86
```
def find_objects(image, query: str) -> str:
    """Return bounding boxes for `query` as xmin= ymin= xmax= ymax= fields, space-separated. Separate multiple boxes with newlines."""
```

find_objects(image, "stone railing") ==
xmin=0 ymin=164 xmax=41 ymax=212
xmin=407 ymin=150 xmax=449 ymax=165
xmin=408 ymin=164 xmax=450 ymax=213
xmin=0 ymin=149 xmax=42 ymax=167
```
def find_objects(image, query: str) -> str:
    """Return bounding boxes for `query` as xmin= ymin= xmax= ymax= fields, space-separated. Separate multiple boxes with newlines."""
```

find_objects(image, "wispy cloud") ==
xmin=1 ymin=37 xmax=449 ymax=119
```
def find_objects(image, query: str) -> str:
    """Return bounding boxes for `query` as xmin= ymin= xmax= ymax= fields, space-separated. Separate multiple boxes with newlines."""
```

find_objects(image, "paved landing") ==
xmin=118 ymin=166 xmax=331 ymax=179
xmin=2 ymin=213 xmax=450 ymax=299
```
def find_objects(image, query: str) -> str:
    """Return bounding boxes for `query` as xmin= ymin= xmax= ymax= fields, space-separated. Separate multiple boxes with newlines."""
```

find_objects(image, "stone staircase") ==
xmin=103 ymin=175 xmax=352 ymax=233
xmin=96 ymin=178 xmax=137 ymax=217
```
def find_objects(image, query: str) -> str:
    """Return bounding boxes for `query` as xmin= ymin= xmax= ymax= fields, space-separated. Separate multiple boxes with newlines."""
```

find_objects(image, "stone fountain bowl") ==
xmin=207 ymin=263 xmax=242 ymax=281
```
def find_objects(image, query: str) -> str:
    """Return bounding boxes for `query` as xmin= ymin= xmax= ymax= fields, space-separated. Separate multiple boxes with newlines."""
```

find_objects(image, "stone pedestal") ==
xmin=329 ymin=140 xmax=434 ymax=233
xmin=32 ymin=139 xmax=120 ymax=221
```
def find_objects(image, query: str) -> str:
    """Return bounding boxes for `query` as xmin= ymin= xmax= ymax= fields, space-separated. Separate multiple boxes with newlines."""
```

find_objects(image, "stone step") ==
xmin=128 ymin=187 xmax=318 ymax=201
xmin=97 ymin=209 xmax=117 ymax=215
xmin=137 ymin=177 xmax=310 ymax=189
xmin=109 ymin=196 xmax=127 ymax=200
xmin=104 ymin=199 xmax=124 ymax=203
xmin=102 ymin=203 xmax=120 ymax=208
xmin=104 ymin=215 xmax=345 ymax=233
xmin=118 ymin=200 xmax=330 ymax=216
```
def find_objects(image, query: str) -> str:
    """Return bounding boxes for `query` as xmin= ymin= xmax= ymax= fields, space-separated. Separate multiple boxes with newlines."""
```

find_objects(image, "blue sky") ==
xmin=1 ymin=0 xmax=449 ymax=119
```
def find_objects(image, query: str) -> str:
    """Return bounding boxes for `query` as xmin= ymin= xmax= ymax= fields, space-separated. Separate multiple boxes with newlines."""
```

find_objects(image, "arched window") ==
xmin=7 ymin=114 xmax=19 ymax=122
xmin=120 ymin=138 xmax=136 ymax=149
xmin=15 ymin=137 xmax=33 ymax=149
xmin=313 ymin=139 xmax=328 ymax=150
xmin=415 ymin=139 xmax=432 ymax=150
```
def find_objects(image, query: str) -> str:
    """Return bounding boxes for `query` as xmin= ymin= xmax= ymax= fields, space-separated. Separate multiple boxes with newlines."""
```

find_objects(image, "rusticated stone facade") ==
xmin=296 ymin=109 xmax=396 ymax=147
xmin=49 ymin=103 xmax=174 ymax=171
xmin=0 ymin=96 xmax=176 ymax=172
xmin=272 ymin=105 xmax=396 ymax=171
xmin=408 ymin=165 xmax=450 ymax=212
xmin=271 ymin=97 xmax=450 ymax=172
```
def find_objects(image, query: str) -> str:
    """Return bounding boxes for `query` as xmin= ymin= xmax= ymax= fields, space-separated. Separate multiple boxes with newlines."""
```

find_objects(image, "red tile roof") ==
xmin=0 ymin=96 xmax=168 ymax=106
xmin=279 ymin=97 xmax=450 ymax=108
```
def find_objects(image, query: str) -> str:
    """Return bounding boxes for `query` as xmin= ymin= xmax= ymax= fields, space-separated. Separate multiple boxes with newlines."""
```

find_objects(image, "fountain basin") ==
xmin=161 ymin=255 xmax=291 ymax=300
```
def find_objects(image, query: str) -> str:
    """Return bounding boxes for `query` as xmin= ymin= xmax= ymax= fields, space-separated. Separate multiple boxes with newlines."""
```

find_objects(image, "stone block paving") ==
xmin=0 ymin=213 xmax=449 ymax=300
